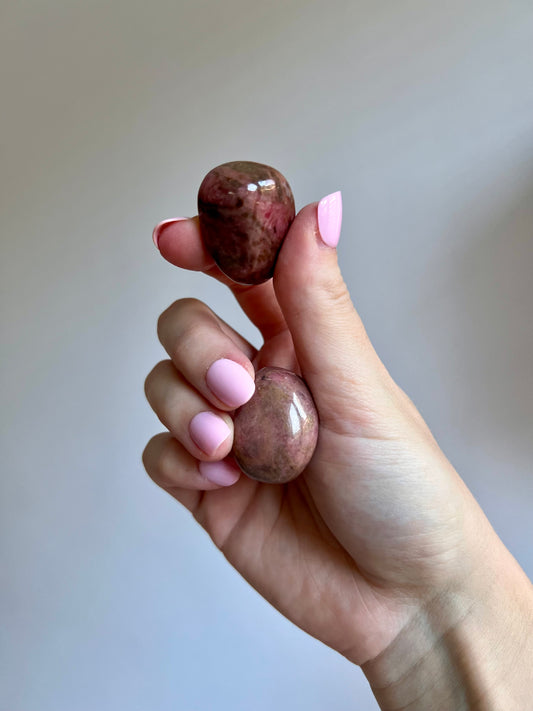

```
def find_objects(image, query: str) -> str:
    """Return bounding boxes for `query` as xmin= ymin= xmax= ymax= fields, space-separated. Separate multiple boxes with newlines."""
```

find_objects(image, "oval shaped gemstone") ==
xmin=232 ymin=367 xmax=319 ymax=484
xmin=198 ymin=161 xmax=295 ymax=285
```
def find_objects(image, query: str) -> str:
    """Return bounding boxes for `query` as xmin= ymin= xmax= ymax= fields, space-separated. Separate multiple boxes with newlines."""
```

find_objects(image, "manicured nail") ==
xmin=199 ymin=459 xmax=241 ymax=486
xmin=152 ymin=217 xmax=188 ymax=249
xmin=189 ymin=411 xmax=231 ymax=456
xmin=317 ymin=191 xmax=342 ymax=248
xmin=206 ymin=359 xmax=255 ymax=409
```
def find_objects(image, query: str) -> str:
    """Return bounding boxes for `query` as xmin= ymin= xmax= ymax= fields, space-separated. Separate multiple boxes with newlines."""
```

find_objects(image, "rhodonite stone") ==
xmin=198 ymin=161 xmax=295 ymax=285
xmin=233 ymin=367 xmax=319 ymax=484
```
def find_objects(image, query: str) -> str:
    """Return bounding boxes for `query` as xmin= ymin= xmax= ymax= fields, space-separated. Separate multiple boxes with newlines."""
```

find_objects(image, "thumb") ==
xmin=273 ymin=192 xmax=390 ymax=427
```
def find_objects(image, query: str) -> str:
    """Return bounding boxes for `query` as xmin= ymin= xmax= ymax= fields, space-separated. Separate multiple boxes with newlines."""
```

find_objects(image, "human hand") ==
xmin=144 ymin=193 xmax=533 ymax=709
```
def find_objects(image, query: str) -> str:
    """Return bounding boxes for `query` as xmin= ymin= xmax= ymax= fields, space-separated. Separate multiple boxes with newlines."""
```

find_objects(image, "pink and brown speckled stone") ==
xmin=232 ymin=367 xmax=319 ymax=484
xmin=198 ymin=161 xmax=295 ymax=285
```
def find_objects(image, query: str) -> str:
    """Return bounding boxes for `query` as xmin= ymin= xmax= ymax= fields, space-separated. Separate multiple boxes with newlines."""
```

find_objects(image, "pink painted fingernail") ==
xmin=152 ymin=217 xmax=188 ymax=249
xmin=317 ymin=191 xmax=342 ymax=248
xmin=189 ymin=411 xmax=231 ymax=456
xmin=199 ymin=459 xmax=241 ymax=486
xmin=206 ymin=359 xmax=255 ymax=408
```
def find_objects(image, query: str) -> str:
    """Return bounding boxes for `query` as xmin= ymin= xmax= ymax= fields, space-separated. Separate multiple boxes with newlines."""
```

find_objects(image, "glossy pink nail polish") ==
xmin=199 ymin=459 xmax=241 ymax=486
xmin=317 ymin=191 xmax=342 ymax=248
xmin=189 ymin=411 xmax=231 ymax=456
xmin=206 ymin=359 xmax=255 ymax=409
xmin=152 ymin=217 xmax=188 ymax=249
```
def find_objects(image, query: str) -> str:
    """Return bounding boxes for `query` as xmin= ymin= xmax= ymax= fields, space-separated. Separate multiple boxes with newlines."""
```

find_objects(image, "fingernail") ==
xmin=189 ymin=411 xmax=231 ymax=456
xmin=206 ymin=359 xmax=255 ymax=409
xmin=199 ymin=459 xmax=241 ymax=487
xmin=317 ymin=191 xmax=342 ymax=248
xmin=152 ymin=217 xmax=188 ymax=249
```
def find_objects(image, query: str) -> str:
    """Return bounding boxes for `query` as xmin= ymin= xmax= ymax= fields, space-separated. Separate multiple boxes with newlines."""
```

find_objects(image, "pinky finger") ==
xmin=142 ymin=433 xmax=241 ymax=508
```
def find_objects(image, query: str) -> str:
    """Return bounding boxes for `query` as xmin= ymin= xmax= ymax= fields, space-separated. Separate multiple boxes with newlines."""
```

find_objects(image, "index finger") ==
xmin=153 ymin=216 xmax=288 ymax=341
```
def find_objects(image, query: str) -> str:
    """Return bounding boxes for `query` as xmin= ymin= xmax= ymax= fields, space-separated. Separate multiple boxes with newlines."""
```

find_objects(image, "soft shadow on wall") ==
xmin=412 ymin=153 xmax=533 ymax=563
xmin=425 ymin=159 xmax=533 ymax=451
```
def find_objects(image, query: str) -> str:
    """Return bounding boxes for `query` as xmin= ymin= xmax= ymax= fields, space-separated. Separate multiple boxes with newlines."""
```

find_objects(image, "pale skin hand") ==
xmin=143 ymin=203 xmax=533 ymax=709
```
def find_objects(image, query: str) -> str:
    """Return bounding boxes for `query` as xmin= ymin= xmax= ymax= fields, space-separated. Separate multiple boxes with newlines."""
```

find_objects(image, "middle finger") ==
xmin=157 ymin=298 xmax=257 ymax=411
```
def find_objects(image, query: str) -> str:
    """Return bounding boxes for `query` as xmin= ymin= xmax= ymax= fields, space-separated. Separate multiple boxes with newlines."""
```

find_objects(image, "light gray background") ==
xmin=1 ymin=1 xmax=532 ymax=709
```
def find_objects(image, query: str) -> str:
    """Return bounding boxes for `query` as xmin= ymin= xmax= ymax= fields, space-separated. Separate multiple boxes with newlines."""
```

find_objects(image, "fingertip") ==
xmin=205 ymin=358 xmax=256 ymax=409
xmin=317 ymin=191 xmax=342 ymax=248
xmin=154 ymin=216 xmax=216 ymax=272
xmin=153 ymin=217 xmax=188 ymax=249
xmin=199 ymin=458 xmax=241 ymax=487
xmin=274 ymin=202 xmax=323 ymax=291
xmin=189 ymin=411 xmax=233 ymax=458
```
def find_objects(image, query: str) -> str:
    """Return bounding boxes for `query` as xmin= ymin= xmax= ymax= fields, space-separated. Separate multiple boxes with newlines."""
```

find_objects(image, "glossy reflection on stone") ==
xmin=232 ymin=367 xmax=319 ymax=484
xmin=198 ymin=161 xmax=295 ymax=285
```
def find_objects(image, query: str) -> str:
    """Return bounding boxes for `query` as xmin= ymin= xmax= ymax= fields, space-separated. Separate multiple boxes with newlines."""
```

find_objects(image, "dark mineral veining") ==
xmin=198 ymin=161 xmax=295 ymax=285
xmin=232 ymin=367 xmax=319 ymax=484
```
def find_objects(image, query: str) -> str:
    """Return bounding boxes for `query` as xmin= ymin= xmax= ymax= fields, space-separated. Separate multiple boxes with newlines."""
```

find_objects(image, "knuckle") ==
xmin=322 ymin=274 xmax=352 ymax=308
xmin=144 ymin=360 xmax=171 ymax=403
xmin=176 ymin=320 xmax=207 ymax=352
xmin=143 ymin=435 xmax=177 ymax=487
xmin=158 ymin=298 xmax=208 ymax=336
xmin=173 ymin=296 xmax=206 ymax=312
xmin=158 ymin=298 xmax=215 ymax=359
xmin=155 ymin=439 xmax=179 ymax=487
xmin=170 ymin=321 xmax=211 ymax=368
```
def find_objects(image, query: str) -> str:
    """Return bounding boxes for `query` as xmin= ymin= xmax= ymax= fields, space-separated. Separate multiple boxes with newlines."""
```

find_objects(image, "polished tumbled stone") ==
xmin=198 ymin=161 xmax=295 ymax=285
xmin=233 ymin=367 xmax=319 ymax=484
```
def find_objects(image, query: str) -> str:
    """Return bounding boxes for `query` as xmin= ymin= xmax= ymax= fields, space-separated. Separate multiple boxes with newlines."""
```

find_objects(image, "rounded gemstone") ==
xmin=232 ymin=367 xmax=319 ymax=484
xmin=198 ymin=161 xmax=295 ymax=285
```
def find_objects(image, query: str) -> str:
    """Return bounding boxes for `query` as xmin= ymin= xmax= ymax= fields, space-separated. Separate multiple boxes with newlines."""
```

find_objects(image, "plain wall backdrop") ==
xmin=1 ymin=1 xmax=532 ymax=709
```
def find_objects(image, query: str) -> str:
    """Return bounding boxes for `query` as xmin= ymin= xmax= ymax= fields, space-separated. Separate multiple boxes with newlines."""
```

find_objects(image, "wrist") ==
xmin=362 ymin=533 xmax=533 ymax=710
